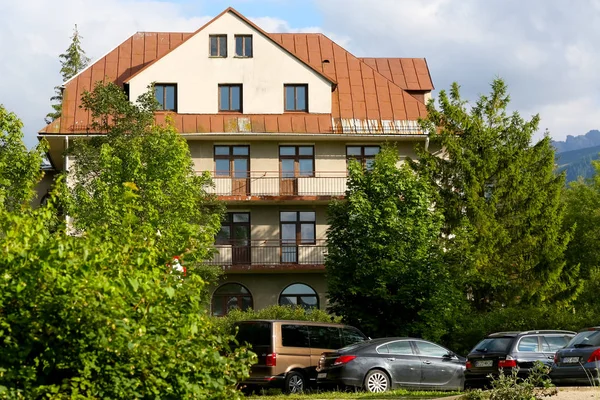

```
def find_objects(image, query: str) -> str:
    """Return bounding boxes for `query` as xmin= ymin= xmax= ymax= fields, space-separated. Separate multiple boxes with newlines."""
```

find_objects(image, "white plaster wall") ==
xmin=128 ymin=11 xmax=332 ymax=115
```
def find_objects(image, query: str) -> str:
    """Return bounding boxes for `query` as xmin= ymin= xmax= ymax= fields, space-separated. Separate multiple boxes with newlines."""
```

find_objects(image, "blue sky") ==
xmin=4 ymin=0 xmax=600 ymax=147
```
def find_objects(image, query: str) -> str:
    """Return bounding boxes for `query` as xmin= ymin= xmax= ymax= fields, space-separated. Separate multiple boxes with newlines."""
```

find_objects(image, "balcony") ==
xmin=205 ymin=171 xmax=348 ymax=200
xmin=206 ymin=239 xmax=327 ymax=272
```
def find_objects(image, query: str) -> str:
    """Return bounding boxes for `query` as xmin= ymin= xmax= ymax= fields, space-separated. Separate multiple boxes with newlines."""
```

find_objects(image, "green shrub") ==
xmin=212 ymin=305 xmax=341 ymax=333
xmin=0 ymin=204 xmax=255 ymax=399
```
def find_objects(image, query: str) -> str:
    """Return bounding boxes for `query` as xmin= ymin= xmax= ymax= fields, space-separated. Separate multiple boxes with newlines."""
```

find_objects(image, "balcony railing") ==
xmin=204 ymin=171 xmax=348 ymax=197
xmin=206 ymin=239 xmax=327 ymax=266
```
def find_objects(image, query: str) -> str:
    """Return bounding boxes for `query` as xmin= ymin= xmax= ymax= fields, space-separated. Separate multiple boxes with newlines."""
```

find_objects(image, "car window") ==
xmin=235 ymin=322 xmax=271 ymax=347
xmin=386 ymin=340 xmax=414 ymax=355
xmin=567 ymin=330 xmax=600 ymax=348
xmin=542 ymin=335 xmax=571 ymax=352
xmin=414 ymin=341 xmax=447 ymax=357
xmin=281 ymin=324 xmax=309 ymax=348
xmin=472 ymin=337 xmax=513 ymax=353
xmin=517 ymin=336 xmax=540 ymax=352
xmin=309 ymin=326 xmax=342 ymax=349
xmin=341 ymin=327 xmax=367 ymax=347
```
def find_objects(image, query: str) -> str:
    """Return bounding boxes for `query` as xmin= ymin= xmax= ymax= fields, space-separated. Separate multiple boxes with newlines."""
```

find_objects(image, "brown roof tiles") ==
xmin=40 ymin=8 xmax=431 ymax=136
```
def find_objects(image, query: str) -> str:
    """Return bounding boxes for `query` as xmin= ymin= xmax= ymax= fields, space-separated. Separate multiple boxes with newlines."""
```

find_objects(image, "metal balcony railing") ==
xmin=204 ymin=171 xmax=348 ymax=197
xmin=206 ymin=239 xmax=327 ymax=266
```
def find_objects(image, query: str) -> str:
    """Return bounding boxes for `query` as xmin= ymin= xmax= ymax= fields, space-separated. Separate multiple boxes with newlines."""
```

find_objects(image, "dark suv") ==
xmin=465 ymin=330 xmax=575 ymax=388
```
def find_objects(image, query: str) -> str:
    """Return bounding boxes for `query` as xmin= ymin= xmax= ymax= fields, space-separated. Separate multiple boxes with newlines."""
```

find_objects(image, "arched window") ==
xmin=212 ymin=283 xmax=253 ymax=316
xmin=279 ymin=283 xmax=319 ymax=310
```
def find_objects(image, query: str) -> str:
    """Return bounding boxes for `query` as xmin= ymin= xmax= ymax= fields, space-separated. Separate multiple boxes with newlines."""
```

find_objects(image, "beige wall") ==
xmin=129 ymin=11 xmax=332 ymax=115
xmin=213 ymin=272 xmax=329 ymax=312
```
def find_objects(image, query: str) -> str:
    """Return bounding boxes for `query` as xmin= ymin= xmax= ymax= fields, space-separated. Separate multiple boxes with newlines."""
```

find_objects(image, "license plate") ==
xmin=563 ymin=357 xmax=580 ymax=363
xmin=475 ymin=360 xmax=493 ymax=367
xmin=317 ymin=373 xmax=327 ymax=379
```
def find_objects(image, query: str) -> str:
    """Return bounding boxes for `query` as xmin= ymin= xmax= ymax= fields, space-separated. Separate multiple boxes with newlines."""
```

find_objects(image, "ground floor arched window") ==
xmin=278 ymin=283 xmax=319 ymax=310
xmin=211 ymin=283 xmax=253 ymax=316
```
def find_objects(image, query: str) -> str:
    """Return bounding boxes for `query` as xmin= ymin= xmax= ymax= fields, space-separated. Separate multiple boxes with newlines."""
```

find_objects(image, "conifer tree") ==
xmin=45 ymin=25 xmax=90 ymax=123
xmin=412 ymin=79 xmax=580 ymax=310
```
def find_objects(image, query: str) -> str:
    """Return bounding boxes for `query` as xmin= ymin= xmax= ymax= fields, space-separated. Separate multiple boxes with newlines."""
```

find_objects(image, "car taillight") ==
xmin=554 ymin=352 xmax=559 ymax=364
xmin=333 ymin=355 xmax=356 ymax=365
xmin=266 ymin=353 xmax=277 ymax=367
xmin=498 ymin=356 xmax=517 ymax=368
xmin=587 ymin=349 xmax=600 ymax=363
xmin=466 ymin=360 xmax=472 ymax=369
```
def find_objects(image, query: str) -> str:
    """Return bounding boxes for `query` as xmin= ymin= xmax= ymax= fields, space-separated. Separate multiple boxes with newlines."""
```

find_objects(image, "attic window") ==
xmin=210 ymin=34 xmax=227 ymax=57
xmin=154 ymin=84 xmax=176 ymax=111
xmin=235 ymin=35 xmax=252 ymax=57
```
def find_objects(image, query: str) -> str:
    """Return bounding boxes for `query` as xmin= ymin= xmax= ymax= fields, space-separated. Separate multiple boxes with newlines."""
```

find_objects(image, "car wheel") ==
xmin=284 ymin=371 xmax=305 ymax=394
xmin=364 ymin=369 xmax=390 ymax=393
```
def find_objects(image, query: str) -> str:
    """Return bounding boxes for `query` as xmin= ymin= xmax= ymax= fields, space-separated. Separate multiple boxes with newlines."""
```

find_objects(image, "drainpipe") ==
xmin=64 ymin=136 xmax=69 ymax=172
xmin=425 ymin=136 xmax=430 ymax=152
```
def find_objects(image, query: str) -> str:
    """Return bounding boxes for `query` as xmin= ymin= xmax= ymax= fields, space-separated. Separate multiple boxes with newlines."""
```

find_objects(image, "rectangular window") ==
xmin=219 ymin=84 xmax=243 ymax=112
xmin=216 ymin=212 xmax=250 ymax=245
xmin=279 ymin=146 xmax=314 ymax=178
xmin=214 ymin=145 xmax=249 ymax=177
xmin=281 ymin=324 xmax=310 ymax=348
xmin=235 ymin=35 xmax=253 ymax=57
xmin=346 ymin=145 xmax=380 ymax=170
xmin=284 ymin=84 xmax=308 ymax=112
xmin=280 ymin=211 xmax=316 ymax=245
xmin=209 ymin=34 xmax=227 ymax=57
xmin=154 ymin=84 xmax=176 ymax=111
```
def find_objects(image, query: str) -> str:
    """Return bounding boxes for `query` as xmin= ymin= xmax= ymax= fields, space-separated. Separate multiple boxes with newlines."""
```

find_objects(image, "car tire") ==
xmin=364 ymin=369 xmax=390 ymax=393
xmin=284 ymin=371 xmax=305 ymax=394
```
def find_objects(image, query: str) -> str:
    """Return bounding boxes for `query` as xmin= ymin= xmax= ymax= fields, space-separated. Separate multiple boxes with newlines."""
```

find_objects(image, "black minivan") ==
xmin=465 ymin=330 xmax=575 ymax=388
xmin=234 ymin=320 xmax=368 ymax=393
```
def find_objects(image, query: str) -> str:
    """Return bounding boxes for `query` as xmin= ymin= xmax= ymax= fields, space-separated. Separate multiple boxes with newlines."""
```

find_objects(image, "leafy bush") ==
xmin=0 ymin=200 xmax=255 ymax=399
xmin=212 ymin=305 xmax=341 ymax=333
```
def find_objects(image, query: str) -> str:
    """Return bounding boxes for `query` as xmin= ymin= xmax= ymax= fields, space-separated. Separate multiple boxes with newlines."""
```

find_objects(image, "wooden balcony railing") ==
xmin=204 ymin=171 xmax=348 ymax=197
xmin=206 ymin=239 xmax=327 ymax=266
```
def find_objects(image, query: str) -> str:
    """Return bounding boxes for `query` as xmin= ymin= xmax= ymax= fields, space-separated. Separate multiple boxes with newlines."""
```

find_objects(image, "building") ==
xmin=38 ymin=7 xmax=434 ymax=316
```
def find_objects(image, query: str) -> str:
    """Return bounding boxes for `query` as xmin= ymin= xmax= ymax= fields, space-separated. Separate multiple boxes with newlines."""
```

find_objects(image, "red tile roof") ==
xmin=40 ymin=9 xmax=431 ymax=135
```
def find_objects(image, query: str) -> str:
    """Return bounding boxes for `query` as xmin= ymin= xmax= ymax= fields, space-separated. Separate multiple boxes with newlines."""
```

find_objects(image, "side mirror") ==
xmin=443 ymin=351 xmax=456 ymax=359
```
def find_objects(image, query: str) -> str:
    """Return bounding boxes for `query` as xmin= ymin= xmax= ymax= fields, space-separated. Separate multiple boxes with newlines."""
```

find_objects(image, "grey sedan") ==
xmin=316 ymin=337 xmax=465 ymax=393
xmin=551 ymin=327 xmax=600 ymax=385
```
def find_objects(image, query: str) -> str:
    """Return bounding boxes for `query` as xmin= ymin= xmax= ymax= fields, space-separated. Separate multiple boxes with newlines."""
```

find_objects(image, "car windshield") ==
xmin=567 ymin=330 xmax=600 ymax=348
xmin=472 ymin=337 xmax=513 ymax=353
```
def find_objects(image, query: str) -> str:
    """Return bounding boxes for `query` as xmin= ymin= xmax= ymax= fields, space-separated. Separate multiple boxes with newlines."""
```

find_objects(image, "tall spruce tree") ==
xmin=46 ymin=25 xmax=90 ymax=124
xmin=411 ymin=79 xmax=579 ymax=310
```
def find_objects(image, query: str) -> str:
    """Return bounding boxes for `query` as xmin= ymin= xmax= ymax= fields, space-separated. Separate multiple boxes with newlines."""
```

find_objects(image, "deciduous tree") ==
xmin=326 ymin=146 xmax=463 ymax=340
xmin=412 ymin=79 xmax=579 ymax=310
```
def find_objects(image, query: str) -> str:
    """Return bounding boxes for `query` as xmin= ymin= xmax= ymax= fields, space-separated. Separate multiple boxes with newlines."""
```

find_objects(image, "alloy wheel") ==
xmin=366 ymin=371 xmax=389 ymax=392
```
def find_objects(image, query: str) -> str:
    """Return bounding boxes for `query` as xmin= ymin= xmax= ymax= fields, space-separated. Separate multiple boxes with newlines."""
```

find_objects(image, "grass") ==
xmin=246 ymin=388 xmax=460 ymax=399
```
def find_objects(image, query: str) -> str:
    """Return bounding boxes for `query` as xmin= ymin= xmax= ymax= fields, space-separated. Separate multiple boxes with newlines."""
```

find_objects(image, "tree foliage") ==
xmin=326 ymin=146 xmax=464 ymax=340
xmin=411 ymin=79 xmax=578 ymax=310
xmin=0 ymin=104 xmax=47 ymax=212
xmin=0 ymin=193 xmax=254 ymax=399
xmin=60 ymin=82 xmax=222 ymax=262
xmin=46 ymin=25 xmax=90 ymax=124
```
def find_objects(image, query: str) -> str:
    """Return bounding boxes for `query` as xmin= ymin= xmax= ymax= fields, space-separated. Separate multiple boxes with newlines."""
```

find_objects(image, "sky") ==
xmin=3 ymin=0 xmax=600 ymax=147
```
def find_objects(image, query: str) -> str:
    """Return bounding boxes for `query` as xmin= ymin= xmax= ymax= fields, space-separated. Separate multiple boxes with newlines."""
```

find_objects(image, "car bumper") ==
xmin=240 ymin=375 xmax=285 ymax=387
xmin=316 ymin=367 xmax=362 ymax=388
xmin=550 ymin=366 xmax=598 ymax=385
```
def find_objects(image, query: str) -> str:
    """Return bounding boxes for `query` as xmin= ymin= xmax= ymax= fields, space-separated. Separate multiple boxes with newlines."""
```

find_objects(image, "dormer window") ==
xmin=235 ymin=35 xmax=253 ymax=57
xmin=154 ymin=83 xmax=176 ymax=111
xmin=210 ymin=34 xmax=227 ymax=57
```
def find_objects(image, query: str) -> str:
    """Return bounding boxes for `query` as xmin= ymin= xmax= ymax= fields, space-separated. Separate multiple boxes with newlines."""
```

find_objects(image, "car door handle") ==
xmin=423 ymin=360 xmax=432 ymax=364
xmin=387 ymin=358 xmax=396 ymax=361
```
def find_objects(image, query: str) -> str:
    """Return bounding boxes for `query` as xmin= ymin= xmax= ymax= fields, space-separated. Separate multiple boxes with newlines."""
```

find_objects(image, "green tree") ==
xmin=326 ymin=146 xmax=463 ymax=340
xmin=0 ymin=191 xmax=255 ymax=399
xmin=46 ymin=24 xmax=90 ymax=124
xmin=0 ymin=104 xmax=47 ymax=212
xmin=412 ymin=79 xmax=579 ymax=310
xmin=60 ymin=81 xmax=222 ymax=263
xmin=563 ymin=160 xmax=600 ymax=307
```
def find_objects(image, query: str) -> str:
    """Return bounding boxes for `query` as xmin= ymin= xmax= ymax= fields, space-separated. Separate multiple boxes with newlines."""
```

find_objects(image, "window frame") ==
xmin=211 ymin=282 xmax=253 ymax=316
xmin=213 ymin=145 xmax=250 ymax=177
xmin=346 ymin=145 xmax=380 ymax=169
xmin=279 ymin=211 xmax=316 ymax=245
xmin=154 ymin=83 xmax=177 ymax=111
xmin=219 ymin=84 xmax=243 ymax=112
xmin=284 ymin=84 xmax=308 ymax=112
xmin=278 ymin=283 xmax=319 ymax=310
xmin=209 ymin=34 xmax=228 ymax=57
xmin=234 ymin=34 xmax=253 ymax=57
xmin=216 ymin=212 xmax=251 ymax=245
xmin=279 ymin=145 xmax=315 ymax=178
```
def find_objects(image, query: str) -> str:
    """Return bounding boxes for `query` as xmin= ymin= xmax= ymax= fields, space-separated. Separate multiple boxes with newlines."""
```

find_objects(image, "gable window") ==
xmin=209 ymin=34 xmax=227 ymax=57
xmin=285 ymin=84 xmax=308 ymax=112
xmin=235 ymin=35 xmax=253 ymax=57
xmin=154 ymin=84 xmax=176 ymax=111
xmin=347 ymin=146 xmax=380 ymax=170
xmin=219 ymin=84 xmax=243 ymax=112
